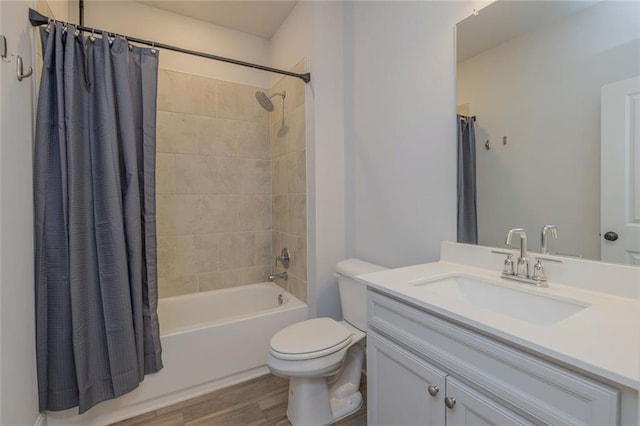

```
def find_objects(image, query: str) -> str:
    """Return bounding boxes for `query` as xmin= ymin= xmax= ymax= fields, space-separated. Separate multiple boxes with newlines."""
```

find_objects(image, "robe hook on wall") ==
xmin=16 ymin=55 xmax=33 ymax=81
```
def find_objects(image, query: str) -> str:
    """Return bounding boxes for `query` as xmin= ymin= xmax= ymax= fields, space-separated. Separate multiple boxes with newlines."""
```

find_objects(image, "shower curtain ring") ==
xmin=151 ymin=42 xmax=156 ymax=55
xmin=90 ymin=28 xmax=96 ymax=42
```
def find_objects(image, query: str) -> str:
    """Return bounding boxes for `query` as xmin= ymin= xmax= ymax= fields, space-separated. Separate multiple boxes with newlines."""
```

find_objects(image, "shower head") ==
xmin=255 ymin=91 xmax=286 ymax=112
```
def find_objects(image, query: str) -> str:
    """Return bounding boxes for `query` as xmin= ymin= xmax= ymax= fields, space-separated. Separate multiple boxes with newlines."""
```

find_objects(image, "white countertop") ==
xmin=357 ymin=259 xmax=640 ymax=391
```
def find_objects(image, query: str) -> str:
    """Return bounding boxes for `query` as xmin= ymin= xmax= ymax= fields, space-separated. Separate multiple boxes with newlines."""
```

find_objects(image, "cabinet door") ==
xmin=367 ymin=331 xmax=447 ymax=426
xmin=445 ymin=377 xmax=535 ymax=426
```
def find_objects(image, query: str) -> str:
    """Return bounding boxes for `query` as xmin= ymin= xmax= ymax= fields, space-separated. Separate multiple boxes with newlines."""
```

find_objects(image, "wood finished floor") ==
xmin=110 ymin=374 xmax=367 ymax=426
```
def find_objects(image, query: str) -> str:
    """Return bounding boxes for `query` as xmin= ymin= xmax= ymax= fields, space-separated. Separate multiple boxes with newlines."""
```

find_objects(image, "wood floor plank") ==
xmin=110 ymin=373 xmax=367 ymax=426
xmin=185 ymin=401 xmax=265 ymax=426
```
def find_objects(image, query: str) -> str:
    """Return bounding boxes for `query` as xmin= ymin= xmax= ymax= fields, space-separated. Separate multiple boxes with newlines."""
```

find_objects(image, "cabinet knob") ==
xmin=444 ymin=397 xmax=456 ymax=409
xmin=427 ymin=385 xmax=439 ymax=396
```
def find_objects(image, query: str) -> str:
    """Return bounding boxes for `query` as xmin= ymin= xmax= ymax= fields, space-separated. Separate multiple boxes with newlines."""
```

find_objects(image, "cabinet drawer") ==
xmin=367 ymin=290 xmax=619 ymax=425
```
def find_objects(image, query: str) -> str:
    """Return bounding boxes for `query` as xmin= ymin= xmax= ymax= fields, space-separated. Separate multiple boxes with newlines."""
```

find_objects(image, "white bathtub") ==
xmin=47 ymin=282 xmax=308 ymax=426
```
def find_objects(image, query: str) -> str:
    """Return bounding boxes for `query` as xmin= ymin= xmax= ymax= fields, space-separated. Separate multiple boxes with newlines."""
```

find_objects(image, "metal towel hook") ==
xmin=16 ymin=56 xmax=33 ymax=81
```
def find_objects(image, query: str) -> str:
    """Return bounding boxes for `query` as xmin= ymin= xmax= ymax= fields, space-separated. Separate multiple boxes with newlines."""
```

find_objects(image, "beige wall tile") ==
xmin=215 ymin=157 xmax=242 ymax=195
xmin=157 ymin=236 xmax=177 ymax=280
xmin=176 ymin=235 xmax=201 ymax=275
xmin=272 ymin=195 xmax=289 ymax=233
xmin=196 ymin=118 xmax=268 ymax=159
xmin=158 ymin=275 xmax=198 ymax=298
xmin=270 ymin=120 xmax=288 ymax=159
xmin=295 ymin=149 xmax=306 ymax=194
xmin=236 ymin=121 xmax=270 ymax=160
xmin=217 ymin=81 xmax=255 ymax=122
xmin=289 ymin=106 xmax=305 ymax=153
xmin=157 ymin=69 xmax=172 ymax=112
xmin=157 ymin=111 xmax=199 ymax=154
xmin=195 ymin=234 xmax=220 ymax=273
xmin=271 ymin=156 xmax=285 ymax=196
xmin=240 ymin=159 xmax=271 ymax=195
xmin=176 ymin=234 xmax=219 ymax=275
xmin=255 ymin=231 xmax=272 ymax=266
xmin=198 ymin=270 xmax=238 ymax=292
xmin=159 ymin=70 xmax=217 ymax=117
xmin=219 ymin=232 xmax=256 ymax=270
xmin=238 ymin=265 xmax=271 ymax=285
xmin=174 ymin=195 xmax=204 ymax=235
xmin=200 ymin=196 xmax=239 ymax=234
xmin=156 ymin=194 xmax=177 ymax=237
xmin=194 ymin=116 xmax=232 ymax=157
xmin=156 ymin=153 xmax=175 ymax=194
xmin=175 ymin=154 xmax=216 ymax=195
xmin=271 ymin=231 xmax=284 ymax=262
xmin=284 ymin=152 xmax=297 ymax=194
xmin=239 ymin=196 xmax=272 ymax=231
xmin=289 ymin=194 xmax=306 ymax=238
xmin=287 ymin=274 xmax=307 ymax=303
xmin=294 ymin=236 xmax=307 ymax=281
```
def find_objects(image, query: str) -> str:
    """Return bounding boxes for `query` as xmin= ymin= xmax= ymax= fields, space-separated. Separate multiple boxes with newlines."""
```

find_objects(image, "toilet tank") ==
xmin=336 ymin=259 xmax=387 ymax=331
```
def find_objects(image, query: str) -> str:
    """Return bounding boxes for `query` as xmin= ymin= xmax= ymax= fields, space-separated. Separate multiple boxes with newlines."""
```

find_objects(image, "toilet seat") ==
xmin=269 ymin=318 xmax=353 ymax=361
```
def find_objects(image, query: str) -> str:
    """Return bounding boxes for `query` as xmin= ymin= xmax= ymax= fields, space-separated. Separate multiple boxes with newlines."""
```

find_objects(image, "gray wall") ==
xmin=344 ymin=1 xmax=483 ymax=268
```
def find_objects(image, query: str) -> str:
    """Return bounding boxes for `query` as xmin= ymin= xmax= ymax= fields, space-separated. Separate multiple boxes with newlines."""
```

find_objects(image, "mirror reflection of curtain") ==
xmin=457 ymin=115 xmax=477 ymax=244
xmin=34 ymin=22 xmax=163 ymax=413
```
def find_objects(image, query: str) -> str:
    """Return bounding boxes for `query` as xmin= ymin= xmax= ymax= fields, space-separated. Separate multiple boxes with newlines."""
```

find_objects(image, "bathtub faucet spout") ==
xmin=268 ymin=271 xmax=288 ymax=282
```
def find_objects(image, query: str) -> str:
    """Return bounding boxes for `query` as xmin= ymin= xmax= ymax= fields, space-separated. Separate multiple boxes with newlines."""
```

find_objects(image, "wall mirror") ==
xmin=456 ymin=0 xmax=640 ymax=265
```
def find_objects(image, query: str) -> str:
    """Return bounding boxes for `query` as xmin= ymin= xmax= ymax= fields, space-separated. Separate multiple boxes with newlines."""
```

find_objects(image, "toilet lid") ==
xmin=269 ymin=318 xmax=353 ymax=361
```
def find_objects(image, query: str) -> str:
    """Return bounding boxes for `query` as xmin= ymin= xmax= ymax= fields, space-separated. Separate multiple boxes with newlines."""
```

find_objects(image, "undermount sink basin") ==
xmin=409 ymin=274 xmax=590 ymax=326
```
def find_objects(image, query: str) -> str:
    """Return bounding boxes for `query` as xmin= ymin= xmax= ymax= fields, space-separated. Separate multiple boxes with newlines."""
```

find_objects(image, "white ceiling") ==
xmin=136 ymin=0 xmax=298 ymax=39
xmin=457 ymin=0 xmax=599 ymax=62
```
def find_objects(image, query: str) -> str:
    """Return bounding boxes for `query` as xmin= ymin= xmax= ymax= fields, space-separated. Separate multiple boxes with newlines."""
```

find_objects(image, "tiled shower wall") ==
xmin=155 ymin=69 xmax=273 ymax=298
xmin=270 ymin=61 xmax=307 ymax=302
xmin=155 ymin=66 xmax=308 ymax=302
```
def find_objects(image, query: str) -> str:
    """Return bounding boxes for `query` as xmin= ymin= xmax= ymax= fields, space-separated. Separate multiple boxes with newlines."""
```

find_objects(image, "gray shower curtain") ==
xmin=34 ymin=23 xmax=163 ymax=413
xmin=457 ymin=115 xmax=478 ymax=244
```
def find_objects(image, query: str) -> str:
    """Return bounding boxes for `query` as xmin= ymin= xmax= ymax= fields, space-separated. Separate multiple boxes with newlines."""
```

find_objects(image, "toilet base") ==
xmin=286 ymin=344 xmax=365 ymax=426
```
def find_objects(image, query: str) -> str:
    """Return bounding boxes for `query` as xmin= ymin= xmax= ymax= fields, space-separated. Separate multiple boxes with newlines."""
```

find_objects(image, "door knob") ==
xmin=444 ymin=397 xmax=456 ymax=409
xmin=604 ymin=231 xmax=619 ymax=242
xmin=427 ymin=385 xmax=439 ymax=396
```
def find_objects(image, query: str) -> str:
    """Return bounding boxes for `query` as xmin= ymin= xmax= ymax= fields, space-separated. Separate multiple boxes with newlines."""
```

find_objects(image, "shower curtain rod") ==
xmin=27 ymin=8 xmax=311 ymax=84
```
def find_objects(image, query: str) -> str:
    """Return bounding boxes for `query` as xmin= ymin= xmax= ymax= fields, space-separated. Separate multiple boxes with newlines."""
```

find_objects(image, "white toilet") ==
xmin=267 ymin=259 xmax=387 ymax=426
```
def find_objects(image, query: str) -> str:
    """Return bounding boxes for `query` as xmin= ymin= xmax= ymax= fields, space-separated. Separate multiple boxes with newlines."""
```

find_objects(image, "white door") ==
xmin=601 ymin=76 xmax=640 ymax=264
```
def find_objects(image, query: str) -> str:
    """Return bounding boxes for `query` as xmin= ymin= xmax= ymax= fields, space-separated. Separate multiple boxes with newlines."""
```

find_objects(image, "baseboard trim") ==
xmin=34 ymin=413 xmax=47 ymax=426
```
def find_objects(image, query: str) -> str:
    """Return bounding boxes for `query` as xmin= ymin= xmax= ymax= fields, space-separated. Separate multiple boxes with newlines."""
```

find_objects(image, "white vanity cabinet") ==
xmin=366 ymin=289 xmax=622 ymax=426
xmin=368 ymin=331 xmax=534 ymax=426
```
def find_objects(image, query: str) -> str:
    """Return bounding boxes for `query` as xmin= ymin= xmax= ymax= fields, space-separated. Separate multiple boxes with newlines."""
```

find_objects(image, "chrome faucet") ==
xmin=541 ymin=225 xmax=558 ymax=255
xmin=269 ymin=248 xmax=290 ymax=283
xmin=505 ymin=228 xmax=529 ymax=278
xmin=268 ymin=271 xmax=288 ymax=282
xmin=494 ymin=227 xmax=563 ymax=287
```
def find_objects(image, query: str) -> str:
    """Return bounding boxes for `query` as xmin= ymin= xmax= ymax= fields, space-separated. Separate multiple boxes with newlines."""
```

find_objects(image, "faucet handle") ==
xmin=275 ymin=248 xmax=291 ymax=270
xmin=532 ymin=259 xmax=546 ymax=281
xmin=503 ymin=254 xmax=515 ymax=275
xmin=531 ymin=256 xmax=562 ymax=282
xmin=491 ymin=251 xmax=515 ymax=275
